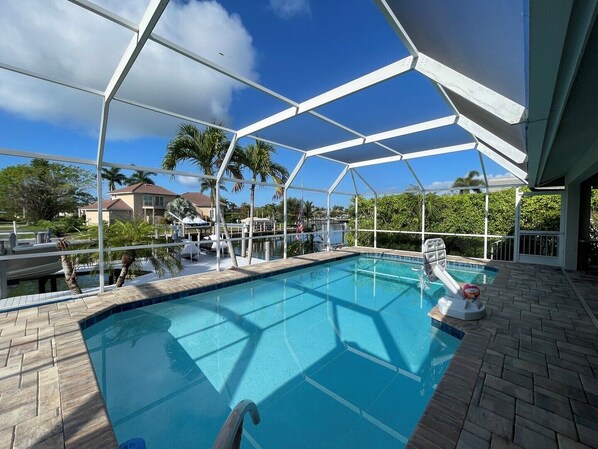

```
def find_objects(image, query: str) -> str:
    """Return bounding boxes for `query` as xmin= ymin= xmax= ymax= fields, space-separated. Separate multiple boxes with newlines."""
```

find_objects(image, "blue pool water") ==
xmin=83 ymin=255 xmax=496 ymax=449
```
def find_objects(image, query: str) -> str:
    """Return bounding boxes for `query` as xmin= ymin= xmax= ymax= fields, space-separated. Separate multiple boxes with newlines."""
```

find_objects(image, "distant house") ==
xmin=79 ymin=183 xmax=178 ymax=225
xmin=79 ymin=199 xmax=133 ymax=225
xmin=181 ymin=192 xmax=216 ymax=221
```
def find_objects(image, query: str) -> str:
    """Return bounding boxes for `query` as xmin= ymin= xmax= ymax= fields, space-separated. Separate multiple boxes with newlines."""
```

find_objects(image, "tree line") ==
xmin=347 ymin=188 xmax=563 ymax=257
xmin=0 ymin=159 xmax=95 ymax=223
xmin=1 ymin=124 xmax=582 ymax=293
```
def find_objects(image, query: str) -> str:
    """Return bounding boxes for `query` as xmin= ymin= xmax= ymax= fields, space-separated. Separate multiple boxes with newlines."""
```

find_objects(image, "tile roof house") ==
xmin=181 ymin=192 xmax=215 ymax=221
xmin=79 ymin=183 xmax=178 ymax=225
xmin=79 ymin=199 xmax=133 ymax=225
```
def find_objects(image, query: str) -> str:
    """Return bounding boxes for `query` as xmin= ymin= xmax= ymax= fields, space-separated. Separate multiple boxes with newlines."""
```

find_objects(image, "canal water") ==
xmin=232 ymin=222 xmax=347 ymax=260
xmin=6 ymin=224 xmax=347 ymax=298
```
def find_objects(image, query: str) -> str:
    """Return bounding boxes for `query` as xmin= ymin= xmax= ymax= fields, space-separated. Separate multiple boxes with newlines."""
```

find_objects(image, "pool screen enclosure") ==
xmin=0 ymin=0 xmax=532 ymax=290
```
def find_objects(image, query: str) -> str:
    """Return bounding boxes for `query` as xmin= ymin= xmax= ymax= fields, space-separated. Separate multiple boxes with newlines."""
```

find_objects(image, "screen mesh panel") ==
xmin=385 ymin=0 xmax=527 ymax=105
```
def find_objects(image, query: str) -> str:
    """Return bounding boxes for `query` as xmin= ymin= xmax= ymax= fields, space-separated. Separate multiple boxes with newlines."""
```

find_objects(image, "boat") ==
xmin=202 ymin=235 xmax=228 ymax=253
xmin=180 ymin=239 xmax=201 ymax=260
xmin=181 ymin=216 xmax=210 ymax=228
xmin=5 ymin=242 xmax=62 ymax=281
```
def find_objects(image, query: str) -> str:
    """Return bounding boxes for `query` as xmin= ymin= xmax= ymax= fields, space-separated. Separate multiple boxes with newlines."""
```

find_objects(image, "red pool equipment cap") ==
xmin=463 ymin=283 xmax=481 ymax=299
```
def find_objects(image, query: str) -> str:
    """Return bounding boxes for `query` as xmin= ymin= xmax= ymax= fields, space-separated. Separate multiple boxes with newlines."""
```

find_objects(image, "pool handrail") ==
xmin=212 ymin=400 xmax=261 ymax=449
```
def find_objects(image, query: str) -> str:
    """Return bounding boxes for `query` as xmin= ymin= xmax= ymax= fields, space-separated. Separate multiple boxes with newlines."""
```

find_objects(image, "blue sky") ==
xmin=0 ymin=0 xmax=514 ymax=208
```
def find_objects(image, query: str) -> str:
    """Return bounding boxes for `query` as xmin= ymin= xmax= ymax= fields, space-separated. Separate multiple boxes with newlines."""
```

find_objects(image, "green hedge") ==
xmin=347 ymin=188 xmax=562 ymax=257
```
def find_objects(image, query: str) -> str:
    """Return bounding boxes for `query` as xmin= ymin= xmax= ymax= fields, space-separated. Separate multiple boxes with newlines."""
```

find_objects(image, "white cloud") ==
xmin=269 ymin=0 xmax=311 ymax=19
xmin=176 ymin=175 xmax=201 ymax=188
xmin=425 ymin=180 xmax=455 ymax=191
xmin=486 ymin=172 xmax=517 ymax=180
xmin=424 ymin=172 xmax=520 ymax=191
xmin=0 ymin=0 xmax=257 ymax=140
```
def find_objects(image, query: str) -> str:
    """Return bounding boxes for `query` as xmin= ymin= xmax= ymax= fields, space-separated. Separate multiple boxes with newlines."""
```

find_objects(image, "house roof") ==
xmin=79 ymin=199 xmax=132 ymax=211
xmin=110 ymin=183 xmax=177 ymax=196
xmin=182 ymin=192 xmax=212 ymax=207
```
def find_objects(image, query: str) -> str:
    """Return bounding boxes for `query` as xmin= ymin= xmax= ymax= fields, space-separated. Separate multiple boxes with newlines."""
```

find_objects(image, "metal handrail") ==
xmin=212 ymin=400 xmax=261 ymax=449
xmin=519 ymin=230 xmax=560 ymax=236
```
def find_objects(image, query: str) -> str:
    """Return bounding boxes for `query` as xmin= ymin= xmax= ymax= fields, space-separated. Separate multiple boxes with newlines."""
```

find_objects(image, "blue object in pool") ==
xmin=84 ymin=255 xmax=496 ymax=448
xmin=119 ymin=438 xmax=145 ymax=449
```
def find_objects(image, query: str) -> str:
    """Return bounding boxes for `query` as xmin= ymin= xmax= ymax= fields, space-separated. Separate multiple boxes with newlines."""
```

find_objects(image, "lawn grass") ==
xmin=0 ymin=222 xmax=45 ymax=233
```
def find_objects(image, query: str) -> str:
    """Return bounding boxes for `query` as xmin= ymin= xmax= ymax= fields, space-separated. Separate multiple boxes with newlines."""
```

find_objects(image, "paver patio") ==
xmin=0 ymin=249 xmax=597 ymax=449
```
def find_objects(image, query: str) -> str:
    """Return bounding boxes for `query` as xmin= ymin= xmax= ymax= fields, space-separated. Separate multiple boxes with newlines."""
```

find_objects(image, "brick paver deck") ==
xmin=0 ymin=249 xmax=596 ymax=449
xmin=568 ymin=270 xmax=598 ymax=324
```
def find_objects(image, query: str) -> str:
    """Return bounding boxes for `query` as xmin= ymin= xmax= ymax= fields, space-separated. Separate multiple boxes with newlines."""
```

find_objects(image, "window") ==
xmin=142 ymin=194 xmax=152 ymax=207
xmin=154 ymin=196 xmax=164 ymax=207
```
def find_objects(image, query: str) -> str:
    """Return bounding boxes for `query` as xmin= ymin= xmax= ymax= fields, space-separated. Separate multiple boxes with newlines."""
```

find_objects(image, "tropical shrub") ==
xmin=346 ymin=188 xmax=562 ymax=257
xmin=36 ymin=216 xmax=87 ymax=237
xmin=85 ymin=219 xmax=182 ymax=287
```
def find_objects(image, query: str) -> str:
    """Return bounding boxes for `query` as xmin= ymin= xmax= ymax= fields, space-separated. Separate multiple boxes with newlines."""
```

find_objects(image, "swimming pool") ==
xmin=83 ymin=254 xmax=496 ymax=448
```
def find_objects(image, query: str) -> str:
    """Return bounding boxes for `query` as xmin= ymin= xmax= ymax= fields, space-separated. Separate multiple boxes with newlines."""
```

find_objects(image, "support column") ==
xmin=578 ymin=182 xmax=593 ymax=271
xmin=352 ymin=169 xmax=377 ymax=249
xmin=215 ymin=135 xmax=238 ymax=271
xmin=579 ymin=182 xmax=592 ymax=241
xmin=484 ymin=192 xmax=489 ymax=259
xmin=0 ymin=261 xmax=7 ymax=300
xmin=283 ymin=189 xmax=288 ymax=258
xmin=283 ymin=155 xmax=307 ymax=259
xmin=562 ymin=182 xmax=581 ymax=270
xmin=93 ymin=0 xmax=169 ymax=291
xmin=421 ymin=192 xmax=426 ymax=250
xmin=349 ymin=170 xmax=359 ymax=247
xmin=326 ymin=166 xmax=349 ymax=252
xmin=50 ymin=276 xmax=58 ymax=292
xmin=513 ymin=188 xmax=522 ymax=262
xmin=38 ymin=277 xmax=47 ymax=294
xmin=241 ymin=227 xmax=247 ymax=257
xmin=95 ymin=103 xmax=109 ymax=293
xmin=354 ymin=195 xmax=359 ymax=247
xmin=326 ymin=193 xmax=331 ymax=251
xmin=373 ymin=195 xmax=378 ymax=249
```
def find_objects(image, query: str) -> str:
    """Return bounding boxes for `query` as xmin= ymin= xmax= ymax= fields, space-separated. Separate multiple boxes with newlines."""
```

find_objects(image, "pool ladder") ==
xmin=212 ymin=400 xmax=261 ymax=449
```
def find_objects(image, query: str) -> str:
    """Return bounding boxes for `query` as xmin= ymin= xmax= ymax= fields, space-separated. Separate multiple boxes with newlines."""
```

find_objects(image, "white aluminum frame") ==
xmin=0 ymin=0 xmax=539 ymax=296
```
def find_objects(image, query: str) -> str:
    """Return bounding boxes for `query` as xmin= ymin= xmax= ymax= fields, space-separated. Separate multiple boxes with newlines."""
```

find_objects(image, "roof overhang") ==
xmin=526 ymin=0 xmax=598 ymax=187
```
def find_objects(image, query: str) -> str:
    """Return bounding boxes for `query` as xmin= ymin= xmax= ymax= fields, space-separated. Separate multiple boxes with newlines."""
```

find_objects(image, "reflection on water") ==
xmin=8 ymin=270 xmax=151 ymax=298
xmin=7 ymin=273 xmax=109 ymax=298
xmin=231 ymin=223 xmax=346 ymax=260
xmin=84 ymin=256 xmax=476 ymax=449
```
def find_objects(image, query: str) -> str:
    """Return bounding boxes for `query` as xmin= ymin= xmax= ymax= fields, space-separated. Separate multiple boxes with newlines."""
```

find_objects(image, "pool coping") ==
xmin=0 ymin=247 xmax=504 ymax=448
xmin=80 ymin=248 xmax=496 ymax=330
xmin=408 ymin=264 xmax=512 ymax=448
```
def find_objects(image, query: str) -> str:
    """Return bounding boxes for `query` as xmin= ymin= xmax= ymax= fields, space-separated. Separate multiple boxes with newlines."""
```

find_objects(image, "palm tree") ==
xmin=56 ymin=238 xmax=82 ymax=295
xmin=87 ymin=219 xmax=182 ymax=287
xmin=241 ymin=141 xmax=289 ymax=264
xmin=303 ymin=200 xmax=315 ymax=228
xmin=127 ymin=170 xmax=157 ymax=185
xmin=452 ymin=170 xmax=485 ymax=194
xmin=101 ymin=167 xmax=127 ymax=192
xmin=165 ymin=197 xmax=197 ymax=221
xmin=163 ymin=124 xmax=243 ymax=267
xmin=284 ymin=197 xmax=303 ymax=224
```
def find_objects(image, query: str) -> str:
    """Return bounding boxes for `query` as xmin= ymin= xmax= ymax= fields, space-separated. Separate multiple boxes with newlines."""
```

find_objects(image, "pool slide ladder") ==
xmin=212 ymin=400 xmax=261 ymax=449
xmin=423 ymin=238 xmax=486 ymax=321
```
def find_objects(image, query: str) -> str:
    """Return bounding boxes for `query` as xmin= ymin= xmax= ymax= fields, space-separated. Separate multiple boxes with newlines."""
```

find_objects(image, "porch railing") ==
xmin=490 ymin=237 xmax=514 ymax=261
xmin=519 ymin=231 xmax=560 ymax=258
xmin=490 ymin=231 xmax=561 ymax=262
